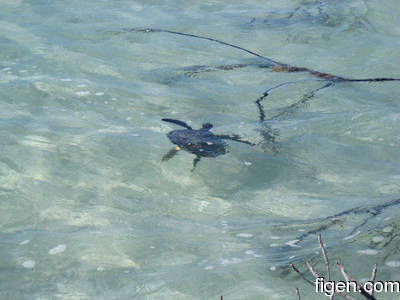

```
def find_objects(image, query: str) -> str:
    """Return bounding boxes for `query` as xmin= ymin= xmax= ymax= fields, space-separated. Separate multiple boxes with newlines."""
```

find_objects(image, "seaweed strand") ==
xmin=129 ymin=27 xmax=400 ymax=83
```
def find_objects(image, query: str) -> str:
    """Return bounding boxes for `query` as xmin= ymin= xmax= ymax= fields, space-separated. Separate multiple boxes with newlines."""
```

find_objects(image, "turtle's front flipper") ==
xmin=218 ymin=134 xmax=255 ymax=146
xmin=162 ymin=147 xmax=180 ymax=161
xmin=191 ymin=156 xmax=201 ymax=172
xmin=162 ymin=118 xmax=193 ymax=130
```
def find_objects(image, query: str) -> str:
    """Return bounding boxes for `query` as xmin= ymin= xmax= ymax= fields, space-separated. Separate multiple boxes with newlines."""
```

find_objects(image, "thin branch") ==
xmin=337 ymin=264 xmax=377 ymax=300
xmin=268 ymin=82 xmax=333 ymax=121
xmin=296 ymin=287 xmax=301 ymax=300
xmin=370 ymin=264 xmax=377 ymax=283
xmin=370 ymin=264 xmax=377 ymax=297
xmin=304 ymin=261 xmax=354 ymax=300
xmin=128 ymin=27 xmax=279 ymax=66
xmin=290 ymin=264 xmax=315 ymax=287
xmin=318 ymin=234 xmax=331 ymax=282
xmin=319 ymin=239 xmax=334 ymax=300
xmin=306 ymin=261 xmax=321 ymax=279
xmin=255 ymin=80 xmax=313 ymax=122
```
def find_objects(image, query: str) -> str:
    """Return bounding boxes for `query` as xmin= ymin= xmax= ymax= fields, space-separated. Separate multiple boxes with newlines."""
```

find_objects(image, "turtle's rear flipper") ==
xmin=162 ymin=148 xmax=179 ymax=161
xmin=162 ymin=118 xmax=193 ymax=130
xmin=218 ymin=134 xmax=255 ymax=146
xmin=191 ymin=155 xmax=201 ymax=172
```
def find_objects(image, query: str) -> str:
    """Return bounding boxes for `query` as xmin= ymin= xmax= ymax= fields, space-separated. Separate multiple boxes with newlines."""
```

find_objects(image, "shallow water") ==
xmin=1 ymin=0 xmax=400 ymax=299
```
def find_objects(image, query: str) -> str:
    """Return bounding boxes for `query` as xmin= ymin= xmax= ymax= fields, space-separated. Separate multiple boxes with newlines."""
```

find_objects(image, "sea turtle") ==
xmin=162 ymin=118 xmax=254 ymax=171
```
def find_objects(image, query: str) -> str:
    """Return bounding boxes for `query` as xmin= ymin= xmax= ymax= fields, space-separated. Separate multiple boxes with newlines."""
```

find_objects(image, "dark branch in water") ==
xmin=128 ymin=27 xmax=400 ymax=83
xmin=255 ymin=81 xmax=306 ymax=122
xmin=292 ymin=197 xmax=400 ymax=244
xmin=126 ymin=27 xmax=280 ymax=66
xmin=254 ymin=81 xmax=333 ymax=151
xmin=267 ymin=82 xmax=334 ymax=121
xmin=296 ymin=287 xmax=301 ymax=300
xmin=318 ymin=197 xmax=400 ymax=220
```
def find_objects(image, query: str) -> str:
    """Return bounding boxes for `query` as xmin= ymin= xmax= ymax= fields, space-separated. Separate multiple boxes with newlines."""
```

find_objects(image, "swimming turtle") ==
xmin=162 ymin=118 xmax=254 ymax=171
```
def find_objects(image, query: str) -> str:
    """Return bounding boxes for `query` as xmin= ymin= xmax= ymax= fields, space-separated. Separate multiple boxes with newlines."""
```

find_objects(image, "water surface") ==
xmin=1 ymin=0 xmax=400 ymax=299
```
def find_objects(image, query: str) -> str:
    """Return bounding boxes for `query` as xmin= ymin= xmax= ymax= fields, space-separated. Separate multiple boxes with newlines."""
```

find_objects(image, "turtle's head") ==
xmin=201 ymin=123 xmax=213 ymax=131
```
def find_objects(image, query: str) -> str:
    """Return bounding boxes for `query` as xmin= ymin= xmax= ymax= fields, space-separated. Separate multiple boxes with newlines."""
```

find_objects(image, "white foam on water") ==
xmin=244 ymin=161 xmax=252 ymax=166
xmin=270 ymin=243 xmax=279 ymax=247
xmin=22 ymin=260 xmax=35 ymax=269
xmin=343 ymin=230 xmax=361 ymax=240
xmin=270 ymin=266 xmax=276 ymax=271
xmin=97 ymin=266 xmax=104 ymax=271
xmin=75 ymin=91 xmax=90 ymax=96
xmin=383 ymin=226 xmax=393 ymax=233
xmin=19 ymin=240 xmax=30 ymax=245
xmin=357 ymin=249 xmax=378 ymax=255
xmin=371 ymin=236 xmax=385 ymax=243
xmin=60 ymin=78 xmax=72 ymax=81
xmin=245 ymin=250 xmax=255 ymax=255
xmin=94 ymin=92 xmax=104 ymax=95
xmin=204 ymin=266 xmax=214 ymax=270
xmin=386 ymin=261 xmax=400 ymax=268
xmin=220 ymin=258 xmax=242 ymax=265
xmin=285 ymin=240 xmax=301 ymax=248
xmin=49 ymin=244 xmax=67 ymax=255
xmin=270 ymin=236 xmax=280 ymax=240
xmin=236 ymin=233 xmax=253 ymax=238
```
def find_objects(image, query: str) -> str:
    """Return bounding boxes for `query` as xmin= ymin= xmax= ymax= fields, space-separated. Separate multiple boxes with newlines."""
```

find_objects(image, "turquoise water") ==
xmin=1 ymin=0 xmax=400 ymax=299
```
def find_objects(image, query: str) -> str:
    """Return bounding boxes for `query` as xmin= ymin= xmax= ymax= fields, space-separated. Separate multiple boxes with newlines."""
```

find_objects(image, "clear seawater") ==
xmin=1 ymin=0 xmax=400 ymax=299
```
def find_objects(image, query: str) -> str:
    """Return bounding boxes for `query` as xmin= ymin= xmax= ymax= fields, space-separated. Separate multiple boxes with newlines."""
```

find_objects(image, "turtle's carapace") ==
xmin=162 ymin=118 xmax=254 ymax=171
